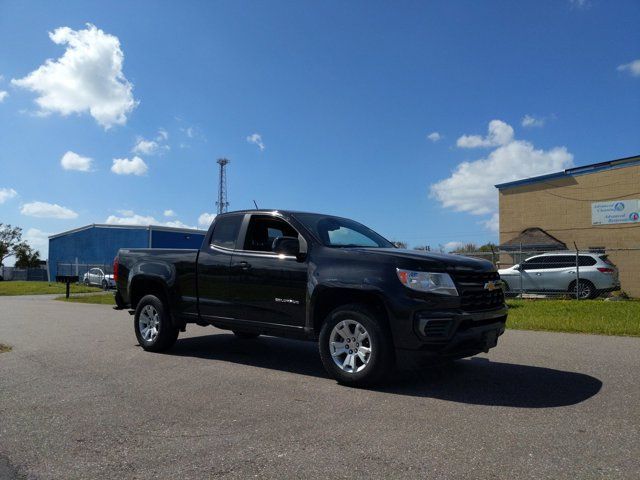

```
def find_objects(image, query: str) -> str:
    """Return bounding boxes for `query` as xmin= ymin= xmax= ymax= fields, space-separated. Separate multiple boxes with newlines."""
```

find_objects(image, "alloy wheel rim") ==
xmin=578 ymin=283 xmax=591 ymax=299
xmin=139 ymin=305 xmax=160 ymax=343
xmin=329 ymin=319 xmax=372 ymax=373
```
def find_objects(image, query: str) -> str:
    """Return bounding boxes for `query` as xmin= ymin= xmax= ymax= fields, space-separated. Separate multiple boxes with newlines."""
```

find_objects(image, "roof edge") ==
xmin=49 ymin=224 xmax=206 ymax=240
xmin=495 ymin=154 xmax=640 ymax=190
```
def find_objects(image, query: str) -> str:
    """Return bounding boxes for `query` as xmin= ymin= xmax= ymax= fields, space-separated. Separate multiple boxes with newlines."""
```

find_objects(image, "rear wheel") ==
xmin=134 ymin=295 xmax=179 ymax=352
xmin=101 ymin=280 xmax=108 ymax=290
xmin=319 ymin=304 xmax=394 ymax=386
xmin=233 ymin=331 xmax=260 ymax=339
xmin=569 ymin=280 xmax=596 ymax=299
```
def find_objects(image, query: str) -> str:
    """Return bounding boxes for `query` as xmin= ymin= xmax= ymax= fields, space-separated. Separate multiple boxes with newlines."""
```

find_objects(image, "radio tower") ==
xmin=216 ymin=158 xmax=230 ymax=214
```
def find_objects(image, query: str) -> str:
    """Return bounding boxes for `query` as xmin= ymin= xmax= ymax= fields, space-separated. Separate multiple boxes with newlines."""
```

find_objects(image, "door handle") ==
xmin=237 ymin=261 xmax=251 ymax=271
xmin=535 ymin=273 xmax=542 ymax=276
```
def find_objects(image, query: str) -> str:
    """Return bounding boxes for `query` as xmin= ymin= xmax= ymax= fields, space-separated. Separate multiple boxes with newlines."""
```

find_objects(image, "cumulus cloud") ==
xmin=60 ymin=150 xmax=93 ymax=171
xmin=105 ymin=211 xmax=196 ymax=229
xmin=21 ymin=201 xmax=78 ymax=219
xmin=617 ymin=59 xmax=640 ymax=77
xmin=246 ymin=133 xmax=265 ymax=152
xmin=111 ymin=156 xmax=148 ymax=176
xmin=132 ymin=130 xmax=170 ymax=155
xmin=11 ymin=24 xmax=136 ymax=129
xmin=24 ymin=228 xmax=50 ymax=256
xmin=456 ymin=120 xmax=514 ymax=148
xmin=431 ymin=119 xmax=573 ymax=231
xmin=427 ymin=132 xmax=442 ymax=142
xmin=521 ymin=114 xmax=545 ymax=128
xmin=164 ymin=209 xmax=176 ymax=217
xmin=198 ymin=212 xmax=216 ymax=227
xmin=0 ymin=91 xmax=7 ymax=102
xmin=0 ymin=187 xmax=18 ymax=204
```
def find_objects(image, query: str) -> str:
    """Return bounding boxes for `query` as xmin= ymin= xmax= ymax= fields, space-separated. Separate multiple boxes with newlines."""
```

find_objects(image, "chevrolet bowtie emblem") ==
xmin=484 ymin=280 xmax=500 ymax=291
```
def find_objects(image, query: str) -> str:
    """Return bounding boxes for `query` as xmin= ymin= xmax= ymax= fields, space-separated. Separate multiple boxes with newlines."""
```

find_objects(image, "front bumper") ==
xmin=412 ymin=307 xmax=507 ymax=354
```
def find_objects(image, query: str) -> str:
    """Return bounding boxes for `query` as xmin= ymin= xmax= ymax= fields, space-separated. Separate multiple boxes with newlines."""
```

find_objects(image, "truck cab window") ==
xmin=211 ymin=215 xmax=243 ymax=249
xmin=243 ymin=216 xmax=298 ymax=252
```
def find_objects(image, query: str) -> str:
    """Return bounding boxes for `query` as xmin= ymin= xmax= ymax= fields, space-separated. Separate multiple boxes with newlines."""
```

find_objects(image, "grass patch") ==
xmin=0 ymin=281 xmax=102 ymax=296
xmin=507 ymin=299 xmax=640 ymax=336
xmin=55 ymin=293 xmax=115 ymax=305
xmin=0 ymin=344 xmax=12 ymax=353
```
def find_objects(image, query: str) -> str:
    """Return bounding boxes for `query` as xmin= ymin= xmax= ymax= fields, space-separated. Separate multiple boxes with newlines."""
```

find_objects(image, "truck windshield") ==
xmin=293 ymin=213 xmax=393 ymax=248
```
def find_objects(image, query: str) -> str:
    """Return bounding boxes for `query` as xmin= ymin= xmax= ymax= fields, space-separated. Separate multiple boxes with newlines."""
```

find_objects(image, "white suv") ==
xmin=498 ymin=252 xmax=620 ymax=299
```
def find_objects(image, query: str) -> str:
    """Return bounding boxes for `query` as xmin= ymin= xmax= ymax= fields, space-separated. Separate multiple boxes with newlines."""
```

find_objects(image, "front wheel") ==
xmin=319 ymin=304 xmax=394 ymax=387
xmin=134 ymin=295 xmax=179 ymax=352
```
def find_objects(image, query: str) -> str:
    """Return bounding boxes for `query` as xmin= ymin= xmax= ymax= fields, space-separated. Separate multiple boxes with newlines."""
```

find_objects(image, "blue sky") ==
xmin=1 ymin=0 xmax=639 ymax=260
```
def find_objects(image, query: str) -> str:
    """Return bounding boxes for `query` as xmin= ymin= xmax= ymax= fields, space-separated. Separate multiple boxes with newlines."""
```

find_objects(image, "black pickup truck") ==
xmin=114 ymin=210 xmax=507 ymax=385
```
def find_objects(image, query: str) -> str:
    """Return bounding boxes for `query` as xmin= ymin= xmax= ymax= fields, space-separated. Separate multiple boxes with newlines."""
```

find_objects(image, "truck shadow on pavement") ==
xmin=169 ymin=334 xmax=602 ymax=408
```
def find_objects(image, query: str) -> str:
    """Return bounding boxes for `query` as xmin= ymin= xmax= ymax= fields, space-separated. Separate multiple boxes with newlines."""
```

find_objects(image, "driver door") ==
xmin=228 ymin=214 xmax=307 ymax=327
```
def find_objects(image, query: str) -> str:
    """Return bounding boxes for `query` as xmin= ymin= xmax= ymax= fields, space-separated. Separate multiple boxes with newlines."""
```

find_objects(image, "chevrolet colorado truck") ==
xmin=114 ymin=210 xmax=507 ymax=385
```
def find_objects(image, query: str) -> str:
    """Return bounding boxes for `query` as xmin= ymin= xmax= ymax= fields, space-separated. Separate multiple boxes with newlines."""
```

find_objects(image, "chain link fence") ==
xmin=450 ymin=247 xmax=638 ymax=300
xmin=0 ymin=266 xmax=48 ymax=281
xmin=56 ymin=262 xmax=115 ymax=289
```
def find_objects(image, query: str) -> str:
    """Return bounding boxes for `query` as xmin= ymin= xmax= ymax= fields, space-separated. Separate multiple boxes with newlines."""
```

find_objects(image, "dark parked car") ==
xmin=114 ymin=210 xmax=507 ymax=385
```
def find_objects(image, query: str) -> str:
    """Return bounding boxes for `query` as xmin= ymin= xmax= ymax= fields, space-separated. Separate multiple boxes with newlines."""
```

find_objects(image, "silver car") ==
xmin=82 ymin=268 xmax=115 ymax=290
xmin=498 ymin=252 xmax=620 ymax=299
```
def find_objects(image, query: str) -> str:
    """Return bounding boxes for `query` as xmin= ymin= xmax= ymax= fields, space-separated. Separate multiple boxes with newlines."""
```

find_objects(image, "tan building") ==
xmin=497 ymin=155 xmax=640 ymax=297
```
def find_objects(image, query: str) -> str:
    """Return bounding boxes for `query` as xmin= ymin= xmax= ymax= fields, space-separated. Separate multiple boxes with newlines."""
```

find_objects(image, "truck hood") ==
xmin=353 ymin=248 xmax=495 ymax=272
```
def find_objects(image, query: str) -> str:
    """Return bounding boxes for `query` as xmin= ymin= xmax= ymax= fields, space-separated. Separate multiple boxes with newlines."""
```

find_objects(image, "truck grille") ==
xmin=451 ymin=271 xmax=505 ymax=311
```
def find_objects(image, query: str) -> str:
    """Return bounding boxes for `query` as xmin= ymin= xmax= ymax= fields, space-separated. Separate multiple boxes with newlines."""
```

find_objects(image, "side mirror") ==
xmin=272 ymin=236 xmax=300 ymax=256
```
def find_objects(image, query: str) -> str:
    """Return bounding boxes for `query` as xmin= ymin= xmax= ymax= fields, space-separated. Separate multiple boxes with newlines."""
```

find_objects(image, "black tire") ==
xmin=319 ymin=303 xmax=394 ymax=387
xmin=101 ymin=280 xmax=108 ymax=290
xmin=233 ymin=331 xmax=260 ymax=339
xmin=84 ymin=278 xmax=90 ymax=286
xmin=569 ymin=280 xmax=596 ymax=300
xmin=134 ymin=294 xmax=179 ymax=352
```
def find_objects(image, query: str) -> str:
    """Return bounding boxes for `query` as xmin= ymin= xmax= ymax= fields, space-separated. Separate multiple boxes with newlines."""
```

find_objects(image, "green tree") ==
xmin=0 ymin=224 xmax=27 ymax=266
xmin=14 ymin=244 xmax=42 ymax=268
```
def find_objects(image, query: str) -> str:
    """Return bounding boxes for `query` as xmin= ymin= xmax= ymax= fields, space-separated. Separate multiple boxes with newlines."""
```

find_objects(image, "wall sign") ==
xmin=592 ymin=200 xmax=640 ymax=225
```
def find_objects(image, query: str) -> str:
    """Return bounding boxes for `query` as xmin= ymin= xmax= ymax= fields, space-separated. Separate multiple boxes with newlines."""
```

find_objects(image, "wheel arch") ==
xmin=310 ymin=287 xmax=392 ymax=337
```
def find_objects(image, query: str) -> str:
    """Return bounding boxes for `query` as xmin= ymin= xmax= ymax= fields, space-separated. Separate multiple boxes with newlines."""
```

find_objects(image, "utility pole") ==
xmin=216 ymin=158 xmax=230 ymax=214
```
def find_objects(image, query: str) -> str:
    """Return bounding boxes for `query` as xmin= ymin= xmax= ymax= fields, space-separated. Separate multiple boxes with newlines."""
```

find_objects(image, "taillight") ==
xmin=597 ymin=267 xmax=614 ymax=274
xmin=113 ymin=257 xmax=119 ymax=282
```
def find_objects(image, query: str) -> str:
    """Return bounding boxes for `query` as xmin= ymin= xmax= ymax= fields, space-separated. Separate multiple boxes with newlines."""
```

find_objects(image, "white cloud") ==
xmin=0 ymin=188 xmax=18 ymax=204
xmin=430 ymin=119 xmax=573 ymax=231
xmin=21 ymin=201 xmax=78 ymax=219
xmin=246 ymin=133 xmax=265 ymax=152
xmin=11 ymin=24 xmax=136 ymax=129
xmin=456 ymin=120 xmax=514 ymax=148
xmin=164 ymin=209 xmax=176 ymax=217
xmin=0 ymin=91 xmax=7 ymax=102
xmin=198 ymin=212 xmax=216 ymax=227
xmin=111 ymin=156 xmax=148 ymax=176
xmin=427 ymin=132 xmax=442 ymax=142
xmin=60 ymin=150 xmax=93 ymax=171
xmin=617 ymin=59 xmax=640 ymax=77
xmin=132 ymin=130 xmax=170 ymax=155
xmin=24 ymin=228 xmax=50 ymax=256
xmin=105 ymin=211 xmax=196 ymax=229
xmin=521 ymin=114 xmax=545 ymax=128
xmin=482 ymin=213 xmax=500 ymax=233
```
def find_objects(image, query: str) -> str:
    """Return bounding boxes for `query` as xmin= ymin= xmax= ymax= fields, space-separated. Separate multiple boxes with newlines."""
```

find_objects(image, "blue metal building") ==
xmin=48 ymin=224 xmax=207 ymax=280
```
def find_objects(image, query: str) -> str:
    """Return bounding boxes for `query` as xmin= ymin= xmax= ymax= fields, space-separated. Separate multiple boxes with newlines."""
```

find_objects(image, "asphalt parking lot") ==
xmin=0 ymin=295 xmax=638 ymax=479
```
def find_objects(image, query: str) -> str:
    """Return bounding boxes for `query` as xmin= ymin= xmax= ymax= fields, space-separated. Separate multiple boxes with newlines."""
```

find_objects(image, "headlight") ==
xmin=396 ymin=269 xmax=458 ymax=296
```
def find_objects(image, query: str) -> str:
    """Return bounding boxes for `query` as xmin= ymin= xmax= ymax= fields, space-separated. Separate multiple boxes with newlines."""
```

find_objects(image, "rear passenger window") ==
xmin=578 ymin=256 xmax=596 ymax=267
xmin=211 ymin=215 xmax=243 ymax=249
